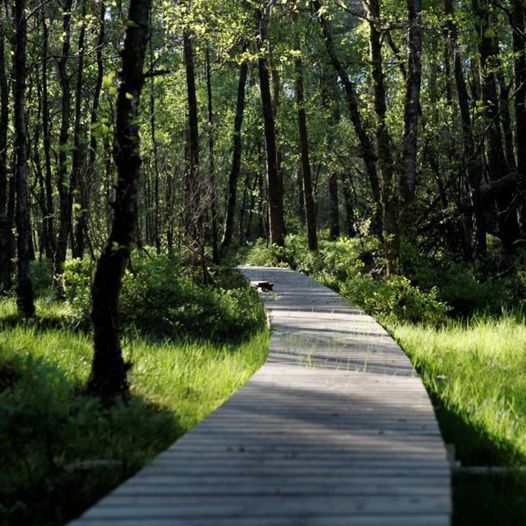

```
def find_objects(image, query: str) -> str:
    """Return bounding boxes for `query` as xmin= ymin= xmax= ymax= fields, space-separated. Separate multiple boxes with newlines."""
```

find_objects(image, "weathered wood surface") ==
xmin=71 ymin=266 xmax=451 ymax=526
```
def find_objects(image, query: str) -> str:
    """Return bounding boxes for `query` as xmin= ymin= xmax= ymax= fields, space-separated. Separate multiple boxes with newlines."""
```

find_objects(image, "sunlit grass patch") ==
xmin=392 ymin=314 xmax=526 ymax=465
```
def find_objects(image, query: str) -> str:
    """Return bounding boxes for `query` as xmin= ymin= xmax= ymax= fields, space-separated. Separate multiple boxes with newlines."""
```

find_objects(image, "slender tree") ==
xmin=183 ymin=29 xmax=202 ymax=257
xmin=221 ymin=49 xmax=249 ymax=251
xmin=54 ymin=0 xmax=74 ymax=292
xmin=511 ymin=0 xmax=526 ymax=228
xmin=13 ymin=0 xmax=35 ymax=316
xmin=444 ymin=0 xmax=486 ymax=255
xmin=205 ymin=46 xmax=219 ymax=263
xmin=294 ymin=18 xmax=317 ymax=251
xmin=41 ymin=14 xmax=55 ymax=260
xmin=314 ymin=0 xmax=382 ymax=225
xmin=71 ymin=0 xmax=88 ymax=259
xmin=400 ymin=0 xmax=423 ymax=209
xmin=87 ymin=0 xmax=151 ymax=399
xmin=258 ymin=1 xmax=285 ymax=247
xmin=365 ymin=0 xmax=398 ymax=273
xmin=0 ymin=12 xmax=11 ymax=292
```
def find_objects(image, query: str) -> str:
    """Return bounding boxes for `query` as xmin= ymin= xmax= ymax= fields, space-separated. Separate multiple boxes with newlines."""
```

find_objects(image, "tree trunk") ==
xmin=13 ymin=0 xmax=35 ymax=317
xmin=71 ymin=0 xmax=87 ymax=259
xmin=87 ymin=0 xmax=151 ymax=400
xmin=257 ymin=6 xmax=284 ymax=247
xmin=53 ymin=0 xmax=74 ymax=293
xmin=365 ymin=0 xmax=398 ymax=274
xmin=294 ymin=33 xmax=317 ymax=251
xmin=221 ymin=50 xmax=248 ymax=251
xmin=472 ymin=0 xmax=518 ymax=248
xmin=183 ymin=30 xmax=202 ymax=254
xmin=205 ymin=46 xmax=219 ymax=263
xmin=41 ymin=15 xmax=55 ymax=260
xmin=445 ymin=0 xmax=486 ymax=255
xmin=341 ymin=173 xmax=356 ymax=238
xmin=497 ymin=70 xmax=515 ymax=172
xmin=82 ymin=2 xmax=106 ymax=258
xmin=400 ymin=0 xmax=423 ymax=211
xmin=148 ymin=10 xmax=161 ymax=253
xmin=0 ymin=14 xmax=12 ymax=292
xmin=329 ymin=173 xmax=340 ymax=240
xmin=511 ymin=0 xmax=526 ymax=230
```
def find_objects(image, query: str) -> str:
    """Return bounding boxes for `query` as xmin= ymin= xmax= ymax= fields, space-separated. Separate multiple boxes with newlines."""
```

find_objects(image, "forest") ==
xmin=1 ymin=0 xmax=526 ymax=524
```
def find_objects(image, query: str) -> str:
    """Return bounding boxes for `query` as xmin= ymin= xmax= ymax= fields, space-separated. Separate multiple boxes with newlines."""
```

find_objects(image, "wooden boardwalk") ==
xmin=71 ymin=267 xmax=451 ymax=526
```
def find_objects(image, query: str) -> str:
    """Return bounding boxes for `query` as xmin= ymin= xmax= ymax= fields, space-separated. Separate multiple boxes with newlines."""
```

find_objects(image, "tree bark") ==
xmin=82 ymin=2 xmax=106 ymax=258
xmin=341 ymin=173 xmax=356 ymax=238
xmin=400 ymin=0 xmax=423 ymax=208
xmin=13 ymin=0 xmax=35 ymax=316
xmin=511 ymin=0 xmax=526 ymax=230
xmin=445 ymin=0 xmax=486 ymax=255
xmin=221 ymin=50 xmax=248 ymax=251
xmin=328 ymin=173 xmax=340 ymax=240
xmin=71 ymin=0 xmax=87 ymax=259
xmin=183 ymin=30 xmax=202 ymax=253
xmin=87 ymin=0 xmax=151 ymax=400
xmin=257 ymin=5 xmax=284 ymax=246
xmin=148 ymin=8 xmax=161 ymax=253
xmin=205 ymin=46 xmax=219 ymax=263
xmin=365 ymin=0 xmax=398 ymax=274
xmin=471 ymin=0 xmax=519 ymax=248
xmin=294 ymin=31 xmax=317 ymax=251
xmin=41 ymin=14 xmax=55 ymax=260
xmin=53 ymin=0 xmax=74 ymax=293
xmin=0 ymin=13 xmax=12 ymax=292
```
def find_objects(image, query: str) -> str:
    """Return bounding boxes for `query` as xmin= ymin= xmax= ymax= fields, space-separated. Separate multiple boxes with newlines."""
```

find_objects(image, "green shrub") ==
xmin=29 ymin=260 xmax=54 ymax=295
xmin=63 ymin=258 xmax=93 ymax=327
xmin=244 ymin=238 xmax=296 ymax=268
xmin=341 ymin=274 xmax=450 ymax=325
xmin=63 ymin=255 xmax=266 ymax=342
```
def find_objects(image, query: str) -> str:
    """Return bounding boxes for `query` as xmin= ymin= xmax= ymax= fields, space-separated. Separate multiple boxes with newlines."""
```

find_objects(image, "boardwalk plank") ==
xmin=70 ymin=266 xmax=451 ymax=525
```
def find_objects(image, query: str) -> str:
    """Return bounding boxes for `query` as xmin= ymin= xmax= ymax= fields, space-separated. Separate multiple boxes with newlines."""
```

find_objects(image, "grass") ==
xmin=392 ymin=315 xmax=526 ymax=464
xmin=0 ymin=297 xmax=268 ymax=525
xmin=392 ymin=315 xmax=526 ymax=525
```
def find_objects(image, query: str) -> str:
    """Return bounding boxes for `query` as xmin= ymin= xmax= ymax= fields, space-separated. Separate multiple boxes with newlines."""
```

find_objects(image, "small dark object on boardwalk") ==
xmin=250 ymin=280 xmax=274 ymax=292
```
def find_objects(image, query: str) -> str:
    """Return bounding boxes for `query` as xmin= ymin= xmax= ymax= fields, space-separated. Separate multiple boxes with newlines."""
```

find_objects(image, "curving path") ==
xmin=71 ymin=267 xmax=451 ymax=526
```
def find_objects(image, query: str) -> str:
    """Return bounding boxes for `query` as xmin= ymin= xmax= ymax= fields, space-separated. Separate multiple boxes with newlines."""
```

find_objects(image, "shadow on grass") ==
xmin=0 ymin=355 xmax=180 ymax=526
xmin=430 ymin=392 xmax=526 ymax=466
xmin=428 ymin=392 xmax=526 ymax=526
xmin=453 ymin=472 xmax=526 ymax=526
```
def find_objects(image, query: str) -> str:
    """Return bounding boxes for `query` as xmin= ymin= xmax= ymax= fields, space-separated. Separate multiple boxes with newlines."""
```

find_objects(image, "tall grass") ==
xmin=392 ymin=314 xmax=526 ymax=465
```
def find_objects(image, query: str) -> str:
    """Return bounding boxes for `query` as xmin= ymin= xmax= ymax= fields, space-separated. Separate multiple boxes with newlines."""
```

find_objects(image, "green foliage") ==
xmin=63 ymin=258 xmax=93 ymax=326
xmin=63 ymin=255 xmax=266 ymax=342
xmin=246 ymin=234 xmax=449 ymax=325
xmin=243 ymin=238 xmax=297 ymax=268
xmin=341 ymin=274 xmax=449 ymax=325
xmin=29 ymin=260 xmax=54 ymax=295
